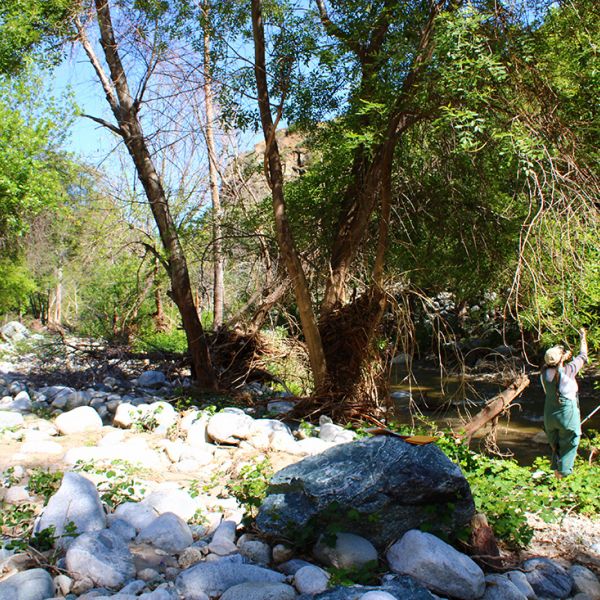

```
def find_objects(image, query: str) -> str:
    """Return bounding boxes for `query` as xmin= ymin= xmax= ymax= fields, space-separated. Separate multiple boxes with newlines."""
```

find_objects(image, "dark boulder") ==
xmin=256 ymin=435 xmax=474 ymax=548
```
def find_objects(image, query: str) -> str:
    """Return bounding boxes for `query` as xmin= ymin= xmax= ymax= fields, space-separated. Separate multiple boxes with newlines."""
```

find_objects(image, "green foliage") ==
xmin=26 ymin=468 xmax=63 ymax=505
xmin=0 ymin=72 xmax=72 ymax=247
xmin=228 ymin=459 xmax=272 ymax=519
xmin=0 ymin=502 xmax=37 ymax=550
xmin=0 ymin=258 xmax=36 ymax=313
xmin=327 ymin=560 xmax=380 ymax=587
xmin=74 ymin=460 xmax=147 ymax=508
xmin=133 ymin=329 xmax=188 ymax=354
xmin=131 ymin=404 xmax=164 ymax=433
xmin=386 ymin=422 xmax=600 ymax=548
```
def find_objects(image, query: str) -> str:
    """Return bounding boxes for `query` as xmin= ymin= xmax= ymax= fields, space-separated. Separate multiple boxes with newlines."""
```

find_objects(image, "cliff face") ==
xmin=223 ymin=129 xmax=309 ymax=203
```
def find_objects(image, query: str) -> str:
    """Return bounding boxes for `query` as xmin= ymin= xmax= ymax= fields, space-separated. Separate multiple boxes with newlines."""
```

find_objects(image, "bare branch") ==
xmin=81 ymin=113 xmax=123 ymax=136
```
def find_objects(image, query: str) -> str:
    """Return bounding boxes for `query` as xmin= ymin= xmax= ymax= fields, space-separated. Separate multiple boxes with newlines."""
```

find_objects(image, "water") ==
xmin=390 ymin=366 xmax=599 ymax=465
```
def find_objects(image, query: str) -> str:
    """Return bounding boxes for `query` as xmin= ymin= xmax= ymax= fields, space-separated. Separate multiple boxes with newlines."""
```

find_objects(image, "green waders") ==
xmin=542 ymin=369 xmax=581 ymax=476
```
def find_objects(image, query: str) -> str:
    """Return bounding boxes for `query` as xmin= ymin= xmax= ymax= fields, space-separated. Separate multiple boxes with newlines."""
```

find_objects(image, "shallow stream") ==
xmin=390 ymin=366 xmax=599 ymax=465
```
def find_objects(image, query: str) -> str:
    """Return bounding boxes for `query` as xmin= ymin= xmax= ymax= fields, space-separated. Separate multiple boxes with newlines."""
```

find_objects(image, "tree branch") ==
xmin=74 ymin=16 xmax=119 ymax=113
xmin=81 ymin=113 xmax=123 ymax=136
xmin=314 ymin=0 xmax=362 ymax=55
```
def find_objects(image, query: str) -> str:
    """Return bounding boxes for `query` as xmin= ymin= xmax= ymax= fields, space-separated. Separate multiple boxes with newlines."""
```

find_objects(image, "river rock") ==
xmin=65 ymin=529 xmax=136 ymax=589
xmin=176 ymin=562 xmax=286 ymax=599
xmin=294 ymin=565 xmax=330 ymax=594
xmin=140 ymin=588 xmax=179 ymax=600
xmin=54 ymin=573 xmax=73 ymax=595
xmin=0 ymin=568 xmax=54 ymax=600
xmin=237 ymin=535 xmax=271 ymax=565
xmin=136 ymin=512 xmax=193 ymax=553
xmin=112 ymin=502 xmax=159 ymax=531
xmin=4 ymin=485 xmax=32 ymax=503
xmin=506 ymin=571 xmax=536 ymax=599
xmin=267 ymin=400 xmax=295 ymax=415
xmin=55 ymin=406 xmax=103 ymax=434
xmin=523 ymin=557 xmax=574 ymax=599
xmin=0 ymin=321 xmax=30 ymax=342
xmin=359 ymin=593 xmax=397 ymax=600
xmin=569 ymin=564 xmax=600 ymax=599
xmin=0 ymin=410 xmax=24 ymax=428
xmin=142 ymin=487 xmax=197 ymax=522
xmin=142 ymin=401 xmax=177 ymax=430
xmin=319 ymin=422 xmax=356 ymax=444
xmin=221 ymin=581 xmax=298 ymax=600
xmin=299 ymin=575 xmax=437 ymax=600
xmin=207 ymin=409 xmax=254 ymax=444
xmin=257 ymin=436 xmax=474 ymax=548
xmin=2 ymin=390 xmax=31 ymax=412
xmin=113 ymin=403 xmax=139 ymax=428
xmin=137 ymin=371 xmax=166 ymax=388
xmin=66 ymin=390 xmax=92 ymax=410
xmin=313 ymin=532 xmax=377 ymax=569
xmin=387 ymin=530 xmax=485 ymax=600
xmin=209 ymin=519 xmax=238 ymax=555
xmin=110 ymin=517 xmax=137 ymax=541
xmin=41 ymin=386 xmax=77 ymax=409
xmin=246 ymin=419 xmax=295 ymax=451
xmin=483 ymin=574 xmax=527 ymax=600
xmin=20 ymin=440 xmax=64 ymax=455
xmin=36 ymin=472 xmax=106 ymax=545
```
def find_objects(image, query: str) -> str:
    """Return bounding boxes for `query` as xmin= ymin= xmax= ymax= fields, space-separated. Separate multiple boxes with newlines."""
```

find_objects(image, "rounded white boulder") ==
xmin=55 ymin=406 xmax=103 ymax=435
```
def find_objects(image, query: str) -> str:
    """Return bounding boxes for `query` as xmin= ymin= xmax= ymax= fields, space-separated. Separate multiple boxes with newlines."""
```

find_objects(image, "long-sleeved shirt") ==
xmin=542 ymin=351 xmax=588 ymax=401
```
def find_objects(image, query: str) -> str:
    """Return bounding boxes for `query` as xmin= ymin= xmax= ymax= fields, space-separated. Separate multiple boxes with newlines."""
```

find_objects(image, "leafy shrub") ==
xmin=74 ymin=460 xmax=147 ymax=508
xmin=132 ymin=329 xmax=188 ymax=354
xmin=26 ymin=468 xmax=63 ymax=504
xmin=228 ymin=459 xmax=272 ymax=519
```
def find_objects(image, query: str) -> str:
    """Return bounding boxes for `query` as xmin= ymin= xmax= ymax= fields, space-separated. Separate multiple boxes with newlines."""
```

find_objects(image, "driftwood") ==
xmin=460 ymin=375 xmax=530 ymax=442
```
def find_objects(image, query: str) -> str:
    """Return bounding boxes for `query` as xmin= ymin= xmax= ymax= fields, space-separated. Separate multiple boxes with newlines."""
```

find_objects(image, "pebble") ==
xmin=294 ymin=564 xmax=330 ymax=594
xmin=313 ymin=532 xmax=378 ymax=569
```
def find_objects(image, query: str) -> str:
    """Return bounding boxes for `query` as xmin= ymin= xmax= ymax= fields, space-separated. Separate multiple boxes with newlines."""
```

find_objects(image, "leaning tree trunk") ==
xmin=251 ymin=0 xmax=328 ymax=391
xmin=85 ymin=0 xmax=218 ymax=390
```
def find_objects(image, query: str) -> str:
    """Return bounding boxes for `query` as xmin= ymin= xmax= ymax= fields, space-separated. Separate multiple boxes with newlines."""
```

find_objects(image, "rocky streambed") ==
xmin=0 ymin=324 xmax=599 ymax=600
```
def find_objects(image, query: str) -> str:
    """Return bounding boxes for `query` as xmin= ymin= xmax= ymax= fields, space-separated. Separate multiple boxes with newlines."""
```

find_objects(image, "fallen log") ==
xmin=459 ymin=374 xmax=530 ymax=442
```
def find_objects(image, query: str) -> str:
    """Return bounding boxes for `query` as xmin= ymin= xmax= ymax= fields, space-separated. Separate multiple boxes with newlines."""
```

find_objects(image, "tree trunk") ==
xmin=53 ymin=265 xmax=63 ymax=325
xmin=459 ymin=375 xmax=531 ymax=442
xmin=251 ymin=0 xmax=328 ymax=391
xmin=202 ymin=2 xmax=224 ymax=331
xmin=90 ymin=0 xmax=218 ymax=389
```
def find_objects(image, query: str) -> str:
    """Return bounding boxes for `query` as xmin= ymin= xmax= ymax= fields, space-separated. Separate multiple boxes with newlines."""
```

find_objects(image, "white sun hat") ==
xmin=544 ymin=345 xmax=564 ymax=366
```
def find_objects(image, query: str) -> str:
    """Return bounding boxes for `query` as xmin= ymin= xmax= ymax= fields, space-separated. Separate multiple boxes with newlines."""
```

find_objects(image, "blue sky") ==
xmin=53 ymin=48 xmax=124 ymax=166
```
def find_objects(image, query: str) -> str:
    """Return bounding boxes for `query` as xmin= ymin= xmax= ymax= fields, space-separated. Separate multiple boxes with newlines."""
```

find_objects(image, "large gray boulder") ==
xmin=256 ymin=436 xmax=474 ymax=548
xmin=0 ymin=568 xmax=54 ymax=600
xmin=35 ymin=472 xmax=106 ymax=546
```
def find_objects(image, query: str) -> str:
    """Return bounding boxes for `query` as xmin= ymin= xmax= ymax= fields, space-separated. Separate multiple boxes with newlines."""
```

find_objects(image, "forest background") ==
xmin=0 ymin=0 xmax=598 ymax=416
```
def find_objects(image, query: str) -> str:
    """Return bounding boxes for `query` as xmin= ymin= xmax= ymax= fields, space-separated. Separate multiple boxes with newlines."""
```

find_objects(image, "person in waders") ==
xmin=541 ymin=328 xmax=588 ymax=478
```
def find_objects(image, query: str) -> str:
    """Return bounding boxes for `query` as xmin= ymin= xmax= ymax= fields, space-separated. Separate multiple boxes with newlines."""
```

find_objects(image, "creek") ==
xmin=390 ymin=366 xmax=599 ymax=465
